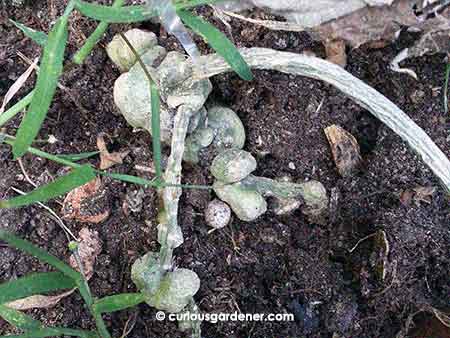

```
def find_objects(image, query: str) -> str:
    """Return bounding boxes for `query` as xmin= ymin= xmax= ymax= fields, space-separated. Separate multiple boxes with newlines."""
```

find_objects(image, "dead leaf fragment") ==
xmin=373 ymin=229 xmax=390 ymax=282
xmin=399 ymin=185 xmax=436 ymax=205
xmin=6 ymin=290 xmax=75 ymax=310
xmin=0 ymin=57 xmax=38 ymax=114
xmin=325 ymin=39 xmax=347 ymax=67
xmin=62 ymin=177 xmax=110 ymax=223
xmin=413 ymin=186 xmax=436 ymax=204
xmin=69 ymin=227 xmax=102 ymax=280
xmin=97 ymin=133 xmax=129 ymax=170
xmin=5 ymin=230 xmax=101 ymax=311
xmin=325 ymin=124 xmax=362 ymax=177
xmin=313 ymin=0 xmax=418 ymax=48
xmin=399 ymin=189 xmax=415 ymax=206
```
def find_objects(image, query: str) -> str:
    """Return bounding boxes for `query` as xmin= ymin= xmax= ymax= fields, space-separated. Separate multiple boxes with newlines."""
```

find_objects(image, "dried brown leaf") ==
xmin=407 ymin=10 xmax=450 ymax=58
xmin=413 ymin=185 xmax=436 ymax=204
xmin=325 ymin=39 xmax=347 ymax=67
xmin=69 ymin=227 xmax=102 ymax=280
xmin=399 ymin=189 xmax=415 ymax=206
xmin=324 ymin=124 xmax=362 ymax=177
xmin=6 ymin=290 xmax=75 ymax=310
xmin=5 ymin=228 xmax=101 ymax=310
xmin=97 ymin=133 xmax=129 ymax=170
xmin=62 ymin=177 xmax=110 ymax=223
xmin=313 ymin=0 xmax=418 ymax=48
xmin=0 ymin=58 xmax=38 ymax=114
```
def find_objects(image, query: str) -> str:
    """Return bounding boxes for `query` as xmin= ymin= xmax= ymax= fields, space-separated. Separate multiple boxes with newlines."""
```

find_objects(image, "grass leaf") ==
xmin=119 ymin=32 xmax=162 ymax=181
xmin=0 ymin=165 xmax=96 ymax=209
xmin=0 ymin=327 xmax=97 ymax=338
xmin=0 ymin=305 xmax=42 ymax=331
xmin=0 ymin=91 xmax=34 ymax=129
xmin=0 ymin=272 xmax=76 ymax=304
xmin=12 ymin=16 xmax=69 ymax=158
xmin=74 ymin=1 xmax=156 ymax=23
xmin=174 ymin=0 xmax=225 ymax=9
xmin=150 ymin=83 xmax=162 ymax=181
xmin=58 ymin=151 xmax=100 ymax=161
xmin=9 ymin=20 xmax=48 ymax=47
xmin=98 ymin=172 xmax=160 ymax=187
xmin=93 ymin=293 xmax=145 ymax=314
xmin=0 ymin=231 xmax=80 ymax=281
xmin=177 ymin=9 xmax=253 ymax=81
xmin=72 ymin=0 xmax=125 ymax=64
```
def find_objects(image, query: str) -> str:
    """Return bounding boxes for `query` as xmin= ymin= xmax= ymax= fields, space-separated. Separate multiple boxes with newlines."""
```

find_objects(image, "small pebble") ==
xmin=205 ymin=199 xmax=231 ymax=229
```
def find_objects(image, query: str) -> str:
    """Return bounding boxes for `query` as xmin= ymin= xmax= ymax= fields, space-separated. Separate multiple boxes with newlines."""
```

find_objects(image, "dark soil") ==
xmin=1 ymin=1 xmax=449 ymax=338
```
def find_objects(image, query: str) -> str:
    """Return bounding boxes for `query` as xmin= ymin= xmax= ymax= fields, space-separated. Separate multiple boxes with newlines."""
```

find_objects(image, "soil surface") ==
xmin=1 ymin=1 xmax=449 ymax=338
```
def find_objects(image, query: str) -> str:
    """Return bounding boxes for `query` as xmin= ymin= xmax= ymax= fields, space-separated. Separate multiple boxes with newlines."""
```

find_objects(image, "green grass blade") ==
xmin=99 ymin=171 xmax=210 ymax=189
xmin=74 ymin=1 xmax=156 ymax=23
xmin=0 ymin=165 xmax=96 ymax=209
xmin=175 ymin=0 xmax=225 ymax=9
xmin=93 ymin=293 xmax=145 ymax=314
xmin=58 ymin=151 xmax=99 ymax=161
xmin=99 ymin=172 xmax=160 ymax=187
xmin=177 ymin=9 xmax=253 ymax=81
xmin=0 ymin=305 xmax=42 ymax=331
xmin=3 ymin=134 xmax=210 ymax=190
xmin=118 ymin=32 xmax=162 ymax=181
xmin=0 ymin=327 xmax=97 ymax=338
xmin=12 ymin=16 xmax=69 ymax=158
xmin=0 ymin=91 xmax=34 ymax=129
xmin=9 ymin=20 xmax=48 ymax=47
xmin=0 ymin=272 xmax=76 ymax=304
xmin=72 ymin=0 xmax=125 ymax=64
xmin=0 ymin=231 xmax=80 ymax=280
xmin=150 ymin=83 xmax=162 ymax=181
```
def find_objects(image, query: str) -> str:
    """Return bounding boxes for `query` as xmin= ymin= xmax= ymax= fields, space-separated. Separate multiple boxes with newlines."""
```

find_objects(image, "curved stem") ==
xmin=159 ymin=104 xmax=195 ymax=269
xmin=193 ymin=48 xmax=450 ymax=194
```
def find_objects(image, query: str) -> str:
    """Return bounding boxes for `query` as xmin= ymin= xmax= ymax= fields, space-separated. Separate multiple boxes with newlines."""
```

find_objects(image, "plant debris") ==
xmin=97 ymin=133 xmax=130 ymax=170
xmin=62 ymin=177 xmax=110 ymax=223
xmin=399 ymin=186 xmax=436 ymax=205
xmin=324 ymin=40 xmax=347 ymax=67
xmin=5 ymin=289 xmax=75 ymax=310
xmin=324 ymin=124 xmax=362 ymax=177
xmin=69 ymin=227 xmax=102 ymax=280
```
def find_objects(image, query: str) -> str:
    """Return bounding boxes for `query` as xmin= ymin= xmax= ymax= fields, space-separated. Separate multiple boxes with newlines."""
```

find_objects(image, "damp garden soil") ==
xmin=0 ymin=2 xmax=449 ymax=338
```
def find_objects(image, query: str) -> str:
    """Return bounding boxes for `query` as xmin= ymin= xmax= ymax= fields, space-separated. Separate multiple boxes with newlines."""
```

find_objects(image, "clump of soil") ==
xmin=1 ymin=2 xmax=449 ymax=338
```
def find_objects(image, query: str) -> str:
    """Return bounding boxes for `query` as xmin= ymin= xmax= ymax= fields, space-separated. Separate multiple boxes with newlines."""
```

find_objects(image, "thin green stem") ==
xmin=118 ymin=33 xmax=158 ymax=83
xmin=0 ymin=91 xmax=34 ymax=128
xmin=1 ymin=134 xmax=210 ymax=190
xmin=118 ymin=32 xmax=163 ymax=182
xmin=69 ymin=245 xmax=110 ymax=338
xmin=72 ymin=0 xmax=125 ymax=65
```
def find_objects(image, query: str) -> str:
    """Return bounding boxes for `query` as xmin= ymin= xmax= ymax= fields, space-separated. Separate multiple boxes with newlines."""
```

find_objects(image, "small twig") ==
xmin=9 ymin=187 xmax=78 ymax=241
xmin=119 ymin=310 xmax=138 ymax=338
xmin=348 ymin=232 xmax=377 ymax=253
xmin=16 ymin=51 xmax=89 ymax=115
xmin=221 ymin=10 xmax=305 ymax=32
xmin=17 ymin=158 xmax=37 ymax=188
xmin=372 ymin=260 xmax=398 ymax=298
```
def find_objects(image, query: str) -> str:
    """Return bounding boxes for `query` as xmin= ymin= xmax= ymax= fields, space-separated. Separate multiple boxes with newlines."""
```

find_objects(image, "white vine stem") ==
xmin=159 ymin=104 xmax=195 ymax=269
xmin=160 ymin=48 xmax=450 ymax=268
xmin=191 ymin=48 xmax=450 ymax=193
